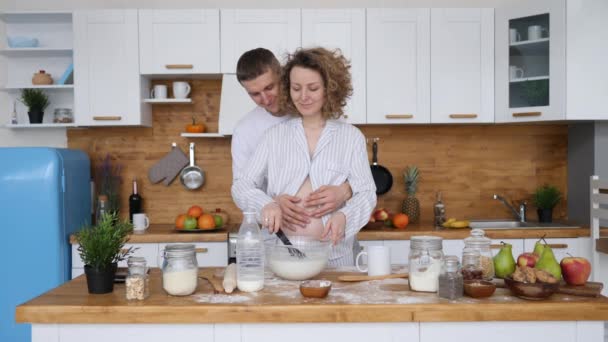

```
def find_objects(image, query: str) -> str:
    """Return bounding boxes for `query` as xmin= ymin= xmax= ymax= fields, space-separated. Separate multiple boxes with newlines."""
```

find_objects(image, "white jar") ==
xmin=408 ymin=236 xmax=444 ymax=292
xmin=161 ymin=244 xmax=198 ymax=296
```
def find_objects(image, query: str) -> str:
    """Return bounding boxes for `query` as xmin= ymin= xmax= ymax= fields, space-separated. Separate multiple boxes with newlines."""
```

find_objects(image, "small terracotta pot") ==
xmin=32 ymin=70 xmax=53 ymax=85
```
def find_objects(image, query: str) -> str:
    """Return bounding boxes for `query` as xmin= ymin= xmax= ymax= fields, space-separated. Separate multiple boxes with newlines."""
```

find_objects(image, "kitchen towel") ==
xmin=148 ymin=144 xmax=189 ymax=186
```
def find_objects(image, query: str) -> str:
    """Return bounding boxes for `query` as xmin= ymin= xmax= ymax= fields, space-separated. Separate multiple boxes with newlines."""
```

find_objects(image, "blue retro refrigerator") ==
xmin=0 ymin=147 xmax=91 ymax=342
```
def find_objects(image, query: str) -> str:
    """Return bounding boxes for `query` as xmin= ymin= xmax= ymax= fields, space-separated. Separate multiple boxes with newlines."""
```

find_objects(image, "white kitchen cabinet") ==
xmin=430 ymin=8 xmax=494 ymax=124
xmin=566 ymin=0 xmax=608 ymax=120
xmin=301 ymin=9 xmax=366 ymax=125
xmin=139 ymin=9 xmax=220 ymax=75
xmin=73 ymin=10 xmax=151 ymax=126
xmin=495 ymin=0 xmax=566 ymax=123
xmin=366 ymin=8 xmax=430 ymax=124
xmin=220 ymin=9 xmax=300 ymax=73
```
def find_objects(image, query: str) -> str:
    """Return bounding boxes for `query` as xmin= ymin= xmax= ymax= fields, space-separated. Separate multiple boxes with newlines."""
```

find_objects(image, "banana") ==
xmin=450 ymin=220 xmax=470 ymax=228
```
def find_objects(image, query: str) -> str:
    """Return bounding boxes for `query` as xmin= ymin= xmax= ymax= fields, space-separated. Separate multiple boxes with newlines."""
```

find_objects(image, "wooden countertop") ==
xmin=16 ymin=268 xmax=608 ymax=324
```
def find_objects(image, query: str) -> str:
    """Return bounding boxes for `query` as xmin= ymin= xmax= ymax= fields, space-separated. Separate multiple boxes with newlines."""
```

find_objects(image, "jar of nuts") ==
xmin=126 ymin=256 xmax=149 ymax=301
xmin=461 ymin=248 xmax=483 ymax=280
xmin=463 ymin=229 xmax=495 ymax=280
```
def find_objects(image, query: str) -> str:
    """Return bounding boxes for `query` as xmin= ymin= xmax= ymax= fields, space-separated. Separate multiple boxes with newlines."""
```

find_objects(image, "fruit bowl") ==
xmin=266 ymin=236 xmax=331 ymax=281
xmin=504 ymin=276 xmax=560 ymax=300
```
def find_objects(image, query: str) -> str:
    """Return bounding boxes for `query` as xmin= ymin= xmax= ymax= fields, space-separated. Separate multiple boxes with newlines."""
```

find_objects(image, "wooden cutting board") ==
xmin=198 ymin=269 xmax=224 ymax=293
xmin=495 ymin=279 xmax=603 ymax=297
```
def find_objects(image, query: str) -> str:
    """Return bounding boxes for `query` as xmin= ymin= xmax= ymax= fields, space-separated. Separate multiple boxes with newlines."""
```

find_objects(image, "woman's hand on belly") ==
xmin=275 ymin=194 xmax=310 ymax=230
xmin=321 ymin=212 xmax=346 ymax=245
xmin=261 ymin=202 xmax=282 ymax=233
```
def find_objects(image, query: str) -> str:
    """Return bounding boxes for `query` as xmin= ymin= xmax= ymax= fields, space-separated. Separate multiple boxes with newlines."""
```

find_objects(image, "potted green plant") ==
xmin=19 ymin=88 xmax=50 ymax=124
xmin=533 ymin=185 xmax=562 ymax=223
xmin=76 ymin=212 xmax=134 ymax=294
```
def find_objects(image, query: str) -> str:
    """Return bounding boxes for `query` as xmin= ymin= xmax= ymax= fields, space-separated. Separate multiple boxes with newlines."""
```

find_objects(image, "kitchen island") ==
xmin=17 ymin=268 xmax=608 ymax=342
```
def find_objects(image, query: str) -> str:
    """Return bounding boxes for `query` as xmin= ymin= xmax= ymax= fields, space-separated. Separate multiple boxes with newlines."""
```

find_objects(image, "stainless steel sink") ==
xmin=469 ymin=220 xmax=577 ymax=230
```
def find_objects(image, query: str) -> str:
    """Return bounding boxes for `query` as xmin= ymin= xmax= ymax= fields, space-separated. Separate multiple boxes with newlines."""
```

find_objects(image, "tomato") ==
xmin=198 ymin=214 xmax=216 ymax=230
xmin=175 ymin=214 xmax=188 ymax=229
xmin=183 ymin=216 xmax=198 ymax=230
xmin=187 ymin=205 xmax=203 ymax=218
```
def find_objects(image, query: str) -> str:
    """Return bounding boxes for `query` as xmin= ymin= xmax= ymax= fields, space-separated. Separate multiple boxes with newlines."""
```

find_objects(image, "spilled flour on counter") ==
xmin=193 ymin=293 xmax=252 ymax=304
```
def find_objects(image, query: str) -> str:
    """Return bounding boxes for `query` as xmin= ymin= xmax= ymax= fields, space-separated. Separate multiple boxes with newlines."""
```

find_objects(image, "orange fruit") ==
xmin=187 ymin=205 xmax=204 ymax=218
xmin=198 ymin=214 xmax=216 ymax=230
xmin=175 ymin=214 xmax=188 ymax=229
xmin=392 ymin=213 xmax=409 ymax=229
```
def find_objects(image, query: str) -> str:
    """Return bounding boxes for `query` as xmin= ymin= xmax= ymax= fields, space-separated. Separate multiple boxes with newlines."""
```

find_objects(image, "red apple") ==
xmin=561 ymin=257 xmax=591 ymax=285
xmin=369 ymin=214 xmax=376 ymax=223
xmin=517 ymin=253 xmax=539 ymax=267
xmin=373 ymin=208 xmax=389 ymax=221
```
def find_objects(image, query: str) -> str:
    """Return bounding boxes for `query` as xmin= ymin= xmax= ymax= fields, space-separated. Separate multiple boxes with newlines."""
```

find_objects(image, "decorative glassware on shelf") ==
xmin=10 ymin=101 xmax=18 ymax=125
xmin=53 ymin=108 xmax=73 ymax=123
xmin=508 ymin=13 xmax=550 ymax=109
xmin=95 ymin=154 xmax=122 ymax=217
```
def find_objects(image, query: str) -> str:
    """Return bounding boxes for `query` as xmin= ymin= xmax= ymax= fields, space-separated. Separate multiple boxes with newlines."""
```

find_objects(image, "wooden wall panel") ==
xmin=68 ymin=80 xmax=568 ymax=225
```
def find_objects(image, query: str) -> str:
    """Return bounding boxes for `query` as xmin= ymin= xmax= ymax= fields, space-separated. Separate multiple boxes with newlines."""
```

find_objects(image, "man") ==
xmin=231 ymin=48 xmax=352 ymax=229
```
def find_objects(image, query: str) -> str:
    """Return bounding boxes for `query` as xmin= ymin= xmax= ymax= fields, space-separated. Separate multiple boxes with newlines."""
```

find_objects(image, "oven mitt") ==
xmin=148 ymin=145 xmax=189 ymax=186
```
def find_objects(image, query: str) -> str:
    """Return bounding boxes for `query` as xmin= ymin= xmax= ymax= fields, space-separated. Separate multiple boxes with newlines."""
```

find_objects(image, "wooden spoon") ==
xmin=338 ymin=273 xmax=408 ymax=282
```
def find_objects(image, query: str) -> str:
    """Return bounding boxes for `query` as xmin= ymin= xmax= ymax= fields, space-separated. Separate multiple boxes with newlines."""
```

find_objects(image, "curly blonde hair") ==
xmin=280 ymin=47 xmax=353 ymax=120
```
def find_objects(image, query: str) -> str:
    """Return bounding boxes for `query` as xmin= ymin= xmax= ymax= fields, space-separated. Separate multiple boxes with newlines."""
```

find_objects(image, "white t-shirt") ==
xmin=231 ymin=106 xmax=290 ymax=180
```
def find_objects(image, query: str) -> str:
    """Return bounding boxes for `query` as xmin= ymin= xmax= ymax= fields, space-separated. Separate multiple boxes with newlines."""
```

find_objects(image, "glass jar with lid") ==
xmin=461 ymin=248 xmax=484 ymax=281
xmin=438 ymin=255 xmax=463 ymax=300
xmin=125 ymin=256 xmax=149 ymax=300
xmin=463 ymin=229 xmax=494 ymax=279
xmin=53 ymin=108 xmax=73 ymax=123
xmin=161 ymin=244 xmax=198 ymax=296
xmin=408 ymin=236 xmax=444 ymax=292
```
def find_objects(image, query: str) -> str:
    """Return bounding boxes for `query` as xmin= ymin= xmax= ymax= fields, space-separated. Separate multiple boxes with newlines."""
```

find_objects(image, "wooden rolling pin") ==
xmin=338 ymin=273 xmax=409 ymax=282
xmin=223 ymin=263 xmax=237 ymax=294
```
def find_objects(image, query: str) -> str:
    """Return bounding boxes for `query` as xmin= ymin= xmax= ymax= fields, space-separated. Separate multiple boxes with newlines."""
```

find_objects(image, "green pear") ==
xmin=533 ymin=239 xmax=545 ymax=256
xmin=535 ymin=247 xmax=562 ymax=279
xmin=494 ymin=242 xmax=516 ymax=278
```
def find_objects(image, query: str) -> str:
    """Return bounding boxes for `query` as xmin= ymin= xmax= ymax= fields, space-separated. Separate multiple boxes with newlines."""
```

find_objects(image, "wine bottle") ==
xmin=129 ymin=178 xmax=142 ymax=223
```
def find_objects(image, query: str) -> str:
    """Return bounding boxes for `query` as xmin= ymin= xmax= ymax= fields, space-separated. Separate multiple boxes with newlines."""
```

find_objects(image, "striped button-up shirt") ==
xmin=232 ymin=117 xmax=377 ymax=266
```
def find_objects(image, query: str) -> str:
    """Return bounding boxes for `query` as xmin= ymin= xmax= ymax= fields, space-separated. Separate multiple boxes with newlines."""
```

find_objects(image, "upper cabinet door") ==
xmin=431 ymin=8 xmax=494 ymax=124
xmin=74 ymin=10 xmax=150 ymax=126
xmin=220 ymin=9 xmax=301 ymax=73
xmin=495 ymin=0 xmax=565 ymax=123
xmin=301 ymin=9 xmax=366 ymax=124
xmin=366 ymin=8 xmax=430 ymax=124
xmin=139 ymin=9 xmax=220 ymax=75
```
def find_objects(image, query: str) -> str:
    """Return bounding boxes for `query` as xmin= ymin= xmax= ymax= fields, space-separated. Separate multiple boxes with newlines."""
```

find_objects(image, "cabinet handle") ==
xmin=165 ymin=64 xmax=193 ymax=69
xmin=195 ymin=248 xmax=208 ymax=254
xmin=449 ymin=114 xmax=478 ymax=119
xmin=513 ymin=111 xmax=542 ymax=117
xmin=490 ymin=243 xmax=568 ymax=249
xmin=93 ymin=116 xmax=122 ymax=121
xmin=385 ymin=114 xmax=413 ymax=119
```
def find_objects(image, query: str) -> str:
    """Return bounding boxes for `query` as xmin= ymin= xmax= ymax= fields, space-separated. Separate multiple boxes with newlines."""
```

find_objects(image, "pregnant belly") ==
xmin=286 ymin=177 xmax=324 ymax=239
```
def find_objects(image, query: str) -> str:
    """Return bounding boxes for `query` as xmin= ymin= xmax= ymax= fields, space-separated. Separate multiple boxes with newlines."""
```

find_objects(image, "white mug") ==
xmin=355 ymin=245 xmax=391 ymax=277
xmin=150 ymin=85 xmax=167 ymax=99
xmin=133 ymin=213 xmax=150 ymax=231
xmin=528 ymin=25 xmax=545 ymax=40
xmin=173 ymin=82 xmax=191 ymax=99
xmin=509 ymin=65 xmax=525 ymax=80
xmin=509 ymin=28 xmax=521 ymax=43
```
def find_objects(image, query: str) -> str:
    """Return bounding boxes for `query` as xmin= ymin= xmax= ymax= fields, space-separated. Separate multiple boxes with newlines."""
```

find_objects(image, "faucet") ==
xmin=493 ymin=194 xmax=527 ymax=222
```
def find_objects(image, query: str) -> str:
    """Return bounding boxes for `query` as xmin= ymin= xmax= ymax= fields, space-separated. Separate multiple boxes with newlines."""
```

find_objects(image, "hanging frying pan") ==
xmin=370 ymin=139 xmax=393 ymax=195
xmin=180 ymin=142 xmax=205 ymax=190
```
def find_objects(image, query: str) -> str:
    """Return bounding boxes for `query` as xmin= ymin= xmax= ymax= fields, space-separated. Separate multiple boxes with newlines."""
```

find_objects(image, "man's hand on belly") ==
xmin=305 ymin=184 xmax=351 ymax=218
xmin=275 ymin=194 xmax=310 ymax=230
xmin=321 ymin=212 xmax=346 ymax=245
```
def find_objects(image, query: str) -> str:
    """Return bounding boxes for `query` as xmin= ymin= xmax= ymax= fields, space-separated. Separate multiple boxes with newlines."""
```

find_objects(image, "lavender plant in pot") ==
xmin=76 ymin=212 xmax=134 ymax=294
xmin=19 ymin=88 xmax=49 ymax=124
xmin=533 ymin=185 xmax=562 ymax=223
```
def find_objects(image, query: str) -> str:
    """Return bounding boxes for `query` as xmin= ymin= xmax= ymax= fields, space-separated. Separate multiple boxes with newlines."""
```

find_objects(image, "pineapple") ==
xmin=402 ymin=166 xmax=421 ymax=223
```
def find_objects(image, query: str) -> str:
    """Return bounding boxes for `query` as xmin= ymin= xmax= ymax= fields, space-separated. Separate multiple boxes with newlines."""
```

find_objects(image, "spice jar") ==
xmin=161 ymin=244 xmax=198 ymax=296
xmin=463 ymin=229 xmax=495 ymax=279
xmin=461 ymin=248 xmax=484 ymax=281
xmin=438 ymin=255 xmax=463 ymax=300
xmin=408 ymin=236 xmax=444 ymax=292
xmin=125 ymin=256 xmax=149 ymax=300
xmin=53 ymin=108 xmax=73 ymax=123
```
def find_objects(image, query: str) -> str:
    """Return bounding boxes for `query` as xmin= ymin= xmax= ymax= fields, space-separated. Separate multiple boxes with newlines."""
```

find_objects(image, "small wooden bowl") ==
xmin=504 ymin=277 xmax=559 ymax=300
xmin=300 ymin=280 xmax=332 ymax=298
xmin=464 ymin=280 xmax=496 ymax=298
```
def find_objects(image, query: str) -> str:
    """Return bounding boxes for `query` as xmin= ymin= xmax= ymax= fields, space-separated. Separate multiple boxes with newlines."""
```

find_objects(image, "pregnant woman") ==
xmin=232 ymin=47 xmax=376 ymax=266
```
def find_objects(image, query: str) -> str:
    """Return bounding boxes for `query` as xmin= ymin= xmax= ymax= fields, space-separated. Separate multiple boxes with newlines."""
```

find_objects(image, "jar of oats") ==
xmin=126 ymin=257 xmax=149 ymax=300
xmin=463 ymin=229 xmax=494 ymax=280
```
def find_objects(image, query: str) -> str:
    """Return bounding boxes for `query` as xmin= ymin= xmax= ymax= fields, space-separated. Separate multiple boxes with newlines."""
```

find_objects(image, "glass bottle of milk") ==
xmin=236 ymin=211 xmax=265 ymax=292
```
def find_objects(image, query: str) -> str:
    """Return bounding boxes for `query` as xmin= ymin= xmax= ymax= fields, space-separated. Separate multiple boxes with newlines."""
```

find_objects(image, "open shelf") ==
xmin=3 ymin=84 xmax=74 ymax=90
xmin=0 ymin=47 xmax=72 ymax=56
xmin=510 ymin=75 xmax=549 ymax=83
xmin=143 ymin=98 xmax=192 ymax=104
xmin=5 ymin=123 xmax=76 ymax=128
xmin=510 ymin=37 xmax=549 ymax=47
xmin=180 ymin=133 xmax=226 ymax=138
